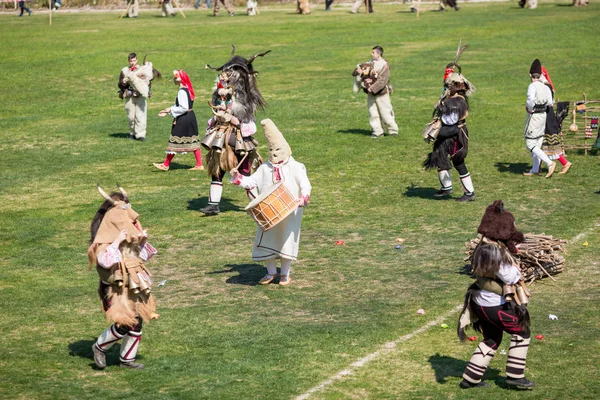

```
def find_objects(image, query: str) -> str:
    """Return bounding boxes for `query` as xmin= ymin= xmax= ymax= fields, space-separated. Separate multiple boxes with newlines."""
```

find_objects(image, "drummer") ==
xmin=230 ymin=119 xmax=311 ymax=286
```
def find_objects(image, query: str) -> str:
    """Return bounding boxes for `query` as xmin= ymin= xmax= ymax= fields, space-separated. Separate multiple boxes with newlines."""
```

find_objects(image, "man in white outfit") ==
xmin=523 ymin=59 xmax=556 ymax=178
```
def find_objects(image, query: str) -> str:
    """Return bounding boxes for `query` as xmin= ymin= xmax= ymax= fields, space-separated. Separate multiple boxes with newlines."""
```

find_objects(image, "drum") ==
xmin=245 ymin=181 xmax=298 ymax=231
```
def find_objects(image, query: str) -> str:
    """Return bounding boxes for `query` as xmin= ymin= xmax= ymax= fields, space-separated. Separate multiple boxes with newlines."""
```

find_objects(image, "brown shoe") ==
xmin=189 ymin=165 xmax=205 ymax=171
xmin=523 ymin=171 xmax=538 ymax=176
xmin=558 ymin=161 xmax=572 ymax=175
xmin=258 ymin=274 xmax=279 ymax=285
xmin=153 ymin=163 xmax=169 ymax=171
xmin=279 ymin=275 xmax=292 ymax=286
xmin=545 ymin=162 xmax=557 ymax=178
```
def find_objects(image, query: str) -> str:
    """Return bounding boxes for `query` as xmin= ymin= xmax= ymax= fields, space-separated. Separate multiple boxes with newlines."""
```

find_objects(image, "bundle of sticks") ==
xmin=465 ymin=234 xmax=567 ymax=284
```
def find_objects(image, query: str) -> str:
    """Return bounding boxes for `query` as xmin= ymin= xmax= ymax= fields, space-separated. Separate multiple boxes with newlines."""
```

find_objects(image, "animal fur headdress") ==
xmin=262 ymin=119 xmax=291 ymax=164
xmin=443 ymin=41 xmax=475 ymax=98
xmin=477 ymin=200 xmax=525 ymax=254
xmin=206 ymin=45 xmax=270 ymax=124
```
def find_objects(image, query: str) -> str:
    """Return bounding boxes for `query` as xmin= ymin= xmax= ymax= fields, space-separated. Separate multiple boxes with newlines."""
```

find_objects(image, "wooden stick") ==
xmin=234 ymin=152 xmax=249 ymax=170
xmin=534 ymin=260 xmax=557 ymax=282
xmin=120 ymin=1 xmax=132 ymax=18
xmin=49 ymin=0 xmax=52 ymax=25
xmin=172 ymin=0 xmax=187 ymax=18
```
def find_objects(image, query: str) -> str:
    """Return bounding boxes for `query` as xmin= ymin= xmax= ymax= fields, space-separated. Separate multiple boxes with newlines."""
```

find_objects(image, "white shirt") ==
xmin=169 ymin=88 xmax=190 ymax=118
xmin=472 ymin=262 xmax=521 ymax=307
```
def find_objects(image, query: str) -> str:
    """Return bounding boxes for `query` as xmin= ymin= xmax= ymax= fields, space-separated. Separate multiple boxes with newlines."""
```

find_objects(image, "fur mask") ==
xmin=477 ymin=200 xmax=525 ymax=254
xmin=262 ymin=119 xmax=291 ymax=164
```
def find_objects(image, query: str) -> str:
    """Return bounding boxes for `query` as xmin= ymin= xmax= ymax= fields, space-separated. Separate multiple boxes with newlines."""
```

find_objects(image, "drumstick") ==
xmin=235 ymin=152 xmax=249 ymax=170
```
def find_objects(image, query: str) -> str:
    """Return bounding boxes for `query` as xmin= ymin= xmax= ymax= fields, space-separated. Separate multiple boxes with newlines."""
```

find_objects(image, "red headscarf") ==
xmin=444 ymin=67 xmax=455 ymax=81
xmin=541 ymin=66 xmax=555 ymax=92
xmin=176 ymin=70 xmax=195 ymax=101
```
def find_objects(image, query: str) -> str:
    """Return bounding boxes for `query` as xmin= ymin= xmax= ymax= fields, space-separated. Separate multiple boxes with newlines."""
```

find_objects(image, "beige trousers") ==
xmin=127 ymin=0 xmax=139 ymax=17
xmin=125 ymin=96 xmax=147 ymax=139
xmin=162 ymin=2 xmax=175 ymax=16
xmin=367 ymin=92 xmax=399 ymax=136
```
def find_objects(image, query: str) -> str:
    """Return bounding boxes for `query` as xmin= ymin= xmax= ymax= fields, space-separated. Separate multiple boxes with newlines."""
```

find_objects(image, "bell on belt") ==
xmin=211 ymin=131 xmax=226 ymax=153
xmin=201 ymin=132 xmax=216 ymax=150
xmin=137 ymin=272 xmax=151 ymax=295
xmin=128 ymin=274 xmax=141 ymax=294
xmin=113 ymin=269 xmax=124 ymax=288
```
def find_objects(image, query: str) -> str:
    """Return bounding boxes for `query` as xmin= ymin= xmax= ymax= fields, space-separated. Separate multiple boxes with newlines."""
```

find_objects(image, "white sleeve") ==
xmin=297 ymin=163 xmax=312 ymax=197
xmin=526 ymin=84 xmax=537 ymax=111
xmin=97 ymin=244 xmax=121 ymax=269
xmin=496 ymin=262 xmax=521 ymax=285
xmin=170 ymin=89 xmax=189 ymax=118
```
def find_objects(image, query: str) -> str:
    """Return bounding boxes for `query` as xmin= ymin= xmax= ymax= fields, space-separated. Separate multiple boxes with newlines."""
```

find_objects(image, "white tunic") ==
xmin=236 ymin=156 xmax=311 ymax=261
xmin=524 ymin=80 xmax=553 ymax=140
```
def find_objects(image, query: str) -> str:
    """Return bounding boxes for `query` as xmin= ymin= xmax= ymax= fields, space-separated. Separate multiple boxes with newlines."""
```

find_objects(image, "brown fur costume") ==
xmin=88 ymin=186 xmax=157 ymax=328
xmin=477 ymin=200 xmax=525 ymax=254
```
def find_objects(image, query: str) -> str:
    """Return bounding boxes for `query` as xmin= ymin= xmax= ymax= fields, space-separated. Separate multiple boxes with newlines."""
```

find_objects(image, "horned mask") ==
xmin=262 ymin=119 xmax=291 ymax=164
xmin=93 ymin=184 xmax=144 ymax=245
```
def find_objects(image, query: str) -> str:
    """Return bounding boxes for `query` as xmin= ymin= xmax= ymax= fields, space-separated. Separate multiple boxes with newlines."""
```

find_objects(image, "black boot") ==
xmin=200 ymin=204 xmax=220 ymax=215
xmin=433 ymin=188 xmax=452 ymax=197
xmin=120 ymin=361 xmax=145 ymax=369
xmin=459 ymin=379 xmax=490 ymax=389
xmin=456 ymin=193 xmax=476 ymax=202
xmin=506 ymin=377 xmax=535 ymax=389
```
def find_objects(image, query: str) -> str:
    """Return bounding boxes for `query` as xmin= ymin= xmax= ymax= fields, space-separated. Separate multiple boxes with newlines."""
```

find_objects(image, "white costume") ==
xmin=524 ymin=73 xmax=555 ymax=176
xmin=236 ymin=157 xmax=311 ymax=261
xmin=232 ymin=119 xmax=311 ymax=285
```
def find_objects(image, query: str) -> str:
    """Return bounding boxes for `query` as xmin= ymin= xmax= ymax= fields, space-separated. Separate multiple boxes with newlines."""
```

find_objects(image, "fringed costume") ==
xmin=200 ymin=46 xmax=271 ymax=216
xmin=424 ymin=44 xmax=476 ymax=202
xmin=231 ymin=119 xmax=311 ymax=286
xmin=457 ymin=242 xmax=534 ymax=390
xmin=89 ymin=185 xmax=158 ymax=370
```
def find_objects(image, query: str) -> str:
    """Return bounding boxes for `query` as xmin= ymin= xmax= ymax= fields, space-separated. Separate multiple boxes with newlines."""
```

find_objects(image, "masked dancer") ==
xmin=89 ymin=185 xmax=158 ymax=370
xmin=230 ymin=119 xmax=311 ymax=286
xmin=423 ymin=44 xmax=476 ymax=202
xmin=200 ymin=46 xmax=270 ymax=216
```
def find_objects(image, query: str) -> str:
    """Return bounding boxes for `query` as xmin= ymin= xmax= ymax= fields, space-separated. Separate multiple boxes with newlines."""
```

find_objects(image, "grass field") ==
xmin=1 ymin=3 xmax=599 ymax=399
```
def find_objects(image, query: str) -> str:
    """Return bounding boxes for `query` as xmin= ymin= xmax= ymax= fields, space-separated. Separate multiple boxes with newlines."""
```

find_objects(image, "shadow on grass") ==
xmin=428 ymin=353 xmax=502 ymax=385
xmin=457 ymin=263 xmax=473 ymax=276
xmin=69 ymin=338 xmax=144 ymax=370
xmin=109 ymin=132 xmax=132 ymax=139
xmin=403 ymin=184 xmax=451 ymax=200
xmin=494 ymin=162 xmax=530 ymax=175
xmin=207 ymin=263 xmax=265 ymax=286
xmin=187 ymin=197 xmax=243 ymax=213
xmin=337 ymin=128 xmax=372 ymax=136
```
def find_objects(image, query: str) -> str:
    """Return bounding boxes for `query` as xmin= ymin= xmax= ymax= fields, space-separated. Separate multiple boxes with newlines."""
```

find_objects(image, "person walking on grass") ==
xmin=524 ymin=64 xmax=573 ymax=176
xmin=154 ymin=70 xmax=203 ymax=171
xmin=89 ymin=185 xmax=159 ymax=370
xmin=457 ymin=243 xmax=535 ymax=390
xmin=230 ymin=119 xmax=311 ymax=286
xmin=18 ymin=1 xmax=32 ymax=16
xmin=522 ymin=59 xmax=557 ymax=178
xmin=352 ymin=46 xmax=398 ymax=138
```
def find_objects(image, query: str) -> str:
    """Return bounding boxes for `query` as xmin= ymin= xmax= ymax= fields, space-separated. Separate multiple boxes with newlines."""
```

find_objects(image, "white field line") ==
xmin=296 ymin=225 xmax=599 ymax=399
xmin=295 ymin=304 xmax=464 ymax=400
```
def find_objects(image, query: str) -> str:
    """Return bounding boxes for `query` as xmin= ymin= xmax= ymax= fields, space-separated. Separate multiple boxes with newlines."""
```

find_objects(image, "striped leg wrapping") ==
xmin=459 ymin=173 xmax=474 ymax=195
xmin=209 ymin=182 xmax=223 ymax=205
xmin=119 ymin=330 xmax=142 ymax=363
xmin=463 ymin=342 xmax=496 ymax=384
xmin=506 ymin=335 xmax=530 ymax=379
xmin=438 ymin=170 xmax=452 ymax=190
xmin=95 ymin=324 xmax=123 ymax=352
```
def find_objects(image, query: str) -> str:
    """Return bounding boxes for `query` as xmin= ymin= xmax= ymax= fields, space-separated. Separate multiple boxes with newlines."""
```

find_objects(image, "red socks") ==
xmin=558 ymin=154 xmax=568 ymax=166
xmin=163 ymin=153 xmax=175 ymax=167
xmin=194 ymin=149 xmax=203 ymax=167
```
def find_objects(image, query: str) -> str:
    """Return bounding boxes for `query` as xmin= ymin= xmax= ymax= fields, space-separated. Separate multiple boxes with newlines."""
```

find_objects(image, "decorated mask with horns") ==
xmin=206 ymin=45 xmax=271 ymax=124
xmin=93 ymin=184 xmax=144 ymax=246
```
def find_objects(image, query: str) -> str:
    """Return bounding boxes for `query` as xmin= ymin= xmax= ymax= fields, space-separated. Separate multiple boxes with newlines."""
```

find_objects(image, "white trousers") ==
xmin=125 ymin=96 xmax=147 ymax=139
xmin=367 ymin=92 xmax=399 ymax=136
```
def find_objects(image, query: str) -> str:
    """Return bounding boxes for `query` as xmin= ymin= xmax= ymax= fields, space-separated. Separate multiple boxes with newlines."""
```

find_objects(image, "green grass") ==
xmin=1 ymin=3 xmax=599 ymax=399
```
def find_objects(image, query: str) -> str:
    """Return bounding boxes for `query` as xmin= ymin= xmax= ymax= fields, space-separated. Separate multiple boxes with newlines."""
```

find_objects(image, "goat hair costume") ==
xmin=202 ymin=46 xmax=270 ymax=178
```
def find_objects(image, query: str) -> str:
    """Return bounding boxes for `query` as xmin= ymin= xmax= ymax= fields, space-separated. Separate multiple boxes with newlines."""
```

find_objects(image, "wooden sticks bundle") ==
xmin=465 ymin=234 xmax=567 ymax=284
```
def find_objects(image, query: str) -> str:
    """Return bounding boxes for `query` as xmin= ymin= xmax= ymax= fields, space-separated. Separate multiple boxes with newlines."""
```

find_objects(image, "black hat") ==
xmin=530 ymin=59 xmax=542 ymax=75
